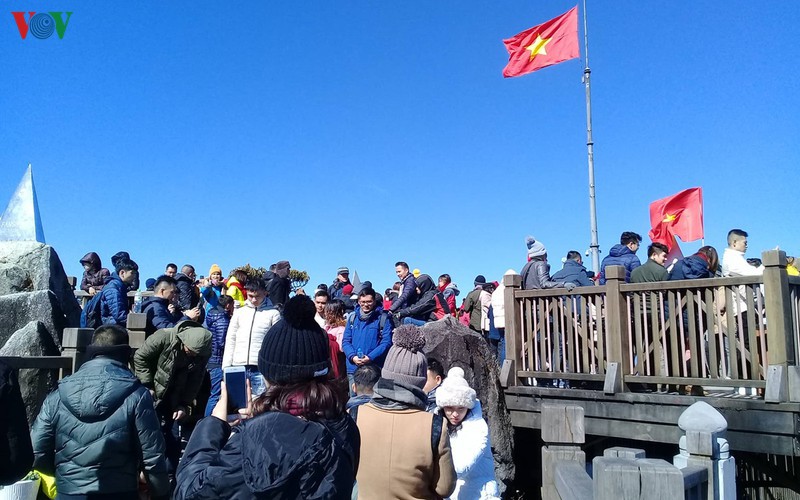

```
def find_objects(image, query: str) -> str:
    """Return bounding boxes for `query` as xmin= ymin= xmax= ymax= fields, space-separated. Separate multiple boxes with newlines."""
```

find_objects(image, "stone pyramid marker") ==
xmin=0 ymin=164 xmax=46 ymax=243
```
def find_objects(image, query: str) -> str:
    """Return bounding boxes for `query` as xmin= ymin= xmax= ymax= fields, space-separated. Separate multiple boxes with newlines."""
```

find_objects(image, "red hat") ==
xmin=343 ymin=284 xmax=354 ymax=295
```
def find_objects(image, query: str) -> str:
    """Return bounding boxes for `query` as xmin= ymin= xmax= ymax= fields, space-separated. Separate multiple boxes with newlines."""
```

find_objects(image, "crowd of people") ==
xmin=3 ymin=227 xmax=793 ymax=499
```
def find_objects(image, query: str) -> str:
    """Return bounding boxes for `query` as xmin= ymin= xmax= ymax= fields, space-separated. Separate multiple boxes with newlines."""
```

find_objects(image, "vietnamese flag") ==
xmin=502 ymin=6 xmax=580 ymax=78
xmin=648 ymin=188 xmax=704 ymax=249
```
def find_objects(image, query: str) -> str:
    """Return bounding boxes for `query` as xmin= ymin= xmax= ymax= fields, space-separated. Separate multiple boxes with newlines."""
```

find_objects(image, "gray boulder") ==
xmin=0 ymin=241 xmax=81 ymax=329
xmin=0 ymin=290 xmax=67 ymax=350
xmin=421 ymin=316 xmax=515 ymax=493
xmin=0 ymin=321 xmax=60 ymax=423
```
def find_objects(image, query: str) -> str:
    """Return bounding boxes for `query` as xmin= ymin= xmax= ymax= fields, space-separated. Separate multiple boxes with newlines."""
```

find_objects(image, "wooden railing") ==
xmin=504 ymin=250 xmax=800 ymax=402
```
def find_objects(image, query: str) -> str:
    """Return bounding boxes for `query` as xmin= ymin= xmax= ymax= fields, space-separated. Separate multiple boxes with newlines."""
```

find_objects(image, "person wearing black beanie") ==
xmin=175 ymin=295 xmax=360 ymax=499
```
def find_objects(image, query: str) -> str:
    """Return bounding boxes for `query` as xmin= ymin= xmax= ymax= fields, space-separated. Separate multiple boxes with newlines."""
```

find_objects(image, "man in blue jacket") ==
xmin=100 ymin=258 xmax=138 ymax=327
xmin=142 ymin=276 xmax=200 ymax=336
xmin=342 ymin=287 xmax=393 ymax=393
xmin=31 ymin=325 xmax=169 ymax=499
xmin=599 ymin=231 xmax=642 ymax=284
xmin=390 ymin=261 xmax=417 ymax=313
xmin=553 ymin=251 xmax=595 ymax=287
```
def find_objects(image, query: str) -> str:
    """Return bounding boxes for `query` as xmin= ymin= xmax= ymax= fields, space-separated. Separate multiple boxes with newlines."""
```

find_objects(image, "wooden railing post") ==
xmin=502 ymin=273 xmax=523 ymax=387
xmin=762 ymin=250 xmax=797 ymax=402
xmin=603 ymin=265 xmax=630 ymax=394
xmin=62 ymin=327 xmax=94 ymax=373
xmin=127 ymin=313 xmax=147 ymax=353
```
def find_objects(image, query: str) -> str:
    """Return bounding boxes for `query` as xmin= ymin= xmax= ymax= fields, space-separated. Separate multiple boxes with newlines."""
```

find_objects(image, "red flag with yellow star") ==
xmin=648 ymin=187 xmax=704 ymax=250
xmin=502 ymin=6 xmax=580 ymax=78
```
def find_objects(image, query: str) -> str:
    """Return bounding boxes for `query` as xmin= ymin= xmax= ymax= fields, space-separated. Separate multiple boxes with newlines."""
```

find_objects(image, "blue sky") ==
xmin=1 ymin=1 xmax=797 ymax=296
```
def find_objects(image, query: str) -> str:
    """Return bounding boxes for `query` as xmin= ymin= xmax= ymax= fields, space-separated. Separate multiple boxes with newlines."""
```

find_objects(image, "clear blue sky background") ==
xmin=1 ymin=1 xmax=797 ymax=296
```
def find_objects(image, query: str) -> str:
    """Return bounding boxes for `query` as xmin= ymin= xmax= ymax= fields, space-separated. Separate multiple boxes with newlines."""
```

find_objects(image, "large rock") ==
xmin=0 ymin=241 xmax=81 ymax=329
xmin=421 ymin=316 xmax=515 ymax=493
xmin=0 ymin=321 xmax=60 ymax=423
xmin=0 ymin=290 xmax=67 ymax=350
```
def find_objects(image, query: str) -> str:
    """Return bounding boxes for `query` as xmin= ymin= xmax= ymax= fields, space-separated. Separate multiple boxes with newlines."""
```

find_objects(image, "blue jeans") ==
xmin=402 ymin=317 xmax=427 ymax=327
xmin=204 ymin=367 xmax=223 ymax=417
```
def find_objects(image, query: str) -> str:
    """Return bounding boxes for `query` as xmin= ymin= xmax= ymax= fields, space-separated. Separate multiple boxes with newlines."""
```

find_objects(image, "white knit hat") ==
xmin=436 ymin=367 xmax=477 ymax=409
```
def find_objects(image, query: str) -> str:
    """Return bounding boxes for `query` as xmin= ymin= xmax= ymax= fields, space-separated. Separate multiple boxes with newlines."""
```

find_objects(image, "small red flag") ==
xmin=648 ymin=188 xmax=704 ymax=249
xmin=502 ymin=6 xmax=580 ymax=78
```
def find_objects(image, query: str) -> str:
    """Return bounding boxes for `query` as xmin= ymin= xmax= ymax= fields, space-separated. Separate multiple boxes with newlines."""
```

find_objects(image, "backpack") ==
xmin=349 ymin=405 xmax=444 ymax=457
xmin=347 ymin=311 xmax=388 ymax=337
xmin=80 ymin=292 xmax=103 ymax=329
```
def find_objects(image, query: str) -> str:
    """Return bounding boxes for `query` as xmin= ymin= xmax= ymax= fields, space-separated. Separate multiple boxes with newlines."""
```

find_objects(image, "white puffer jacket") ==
xmin=446 ymin=402 xmax=500 ymax=500
xmin=222 ymin=298 xmax=280 ymax=368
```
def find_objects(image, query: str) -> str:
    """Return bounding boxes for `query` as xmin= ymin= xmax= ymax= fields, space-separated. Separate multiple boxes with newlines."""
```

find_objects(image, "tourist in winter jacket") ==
xmin=342 ymin=287 xmax=393 ymax=377
xmin=598 ymin=231 xmax=643 ymax=284
xmin=390 ymin=261 xmax=418 ymax=312
xmin=99 ymin=258 xmax=138 ymax=327
xmin=141 ymin=276 xmax=189 ymax=336
xmin=0 ymin=359 xmax=33 ymax=486
xmin=200 ymin=263 xmax=225 ymax=314
xmin=439 ymin=274 xmax=460 ymax=315
xmin=264 ymin=260 xmax=292 ymax=310
xmin=520 ymin=241 xmax=571 ymax=291
xmin=552 ymin=251 xmax=594 ymax=287
xmin=224 ymin=270 xmax=248 ymax=308
xmin=221 ymin=278 xmax=280 ymax=397
xmin=436 ymin=367 xmax=500 ymax=500
xmin=79 ymin=251 xmax=110 ymax=294
xmin=133 ymin=321 xmax=212 ymax=476
xmin=175 ymin=265 xmax=203 ymax=321
xmin=330 ymin=266 xmax=351 ymax=300
xmin=110 ymin=251 xmax=139 ymax=292
xmin=175 ymin=295 xmax=360 ymax=500
xmin=355 ymin=325 xmax=456 ymax=499
xmin=204 ymin=295 xmax=234 ymax=417
xmin=397 ymin=274 xmax=439 ymax=325
xmin=669 ymin=246 xmax=719 ymax=281
xmin=32 ymin=325 xmax=169 ymax=499
xmin=462 ymin=276 xmax=494 ymax=334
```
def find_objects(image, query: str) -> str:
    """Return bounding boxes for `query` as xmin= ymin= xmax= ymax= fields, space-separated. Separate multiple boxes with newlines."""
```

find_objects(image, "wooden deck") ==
xmin=505 ymin=385 xmax=800 ymax=456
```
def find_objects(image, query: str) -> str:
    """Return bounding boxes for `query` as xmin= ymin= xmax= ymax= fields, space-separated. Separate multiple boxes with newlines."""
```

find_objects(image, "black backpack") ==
xmin=80 ymin=292 xmax=103 ymax=329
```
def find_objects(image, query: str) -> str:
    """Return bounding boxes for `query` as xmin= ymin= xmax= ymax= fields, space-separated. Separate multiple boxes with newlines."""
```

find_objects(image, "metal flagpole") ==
xmin=582 ymin=0 xmax=601 ymax=273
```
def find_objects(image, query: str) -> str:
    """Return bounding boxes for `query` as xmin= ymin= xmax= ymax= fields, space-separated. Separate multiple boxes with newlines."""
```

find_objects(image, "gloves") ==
xmin=563 ymin=282 xmax=576 ymax=292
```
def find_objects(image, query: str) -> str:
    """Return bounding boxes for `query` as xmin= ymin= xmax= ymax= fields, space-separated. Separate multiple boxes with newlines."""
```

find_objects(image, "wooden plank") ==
xmin=633 ymin=293 xmax=644 ymax=375
xmin=526 ymin=298 xmax=535 ymax=371
xmin=580 ymin=296 xmax=590 ymax=374
xmin=554 ymin=461 xmax=593 ymax=500
xmin=518 ymin=371 xmax=605 ymax=381
xmin=593 ymin=457 xmax=641 ymax=500
xmin=745 ymin=287 xmax=760 ymax=380
xmin=704 ymin=288 xmax=719 ymax=380
xmin=666 ymin=291 xmax=679 ymax=378
xmin=565 ymin=296 xmax=575 ymax=373
xmin=596 ymin=294 xmax=606 ymax=374
xmin=619 ymin=275 xmax=763 ymax=292
xmin=541 ymin=404 xmax=585 ymax=444
xmin=686 ymin=289 xmax=699 ymax=377
xmin=725 ymin=287 xmax=739 ymax=379
xmin=503 ymin=274 xmax=522 ymax=386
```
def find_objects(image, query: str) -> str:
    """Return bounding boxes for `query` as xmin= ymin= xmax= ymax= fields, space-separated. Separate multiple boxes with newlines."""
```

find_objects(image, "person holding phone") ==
xmin=175 ymin=295 xmax=360 ymax=499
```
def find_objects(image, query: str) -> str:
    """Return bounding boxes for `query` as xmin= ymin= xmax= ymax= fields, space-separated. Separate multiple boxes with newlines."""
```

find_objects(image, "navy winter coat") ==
xmin=175 ymin=273 xmax=200 ymax=311
xmin=552 ymin=260 xmax=594 ymax=287
xmin=205 ymin=304 xmax=230 ymax=368
xmin=390 ymin=275 xmax=417 ymax=312
xmin=396 ymin=275 xmax=437 ymax=321
xmin=174 ymin=412 xmax=359 ymax=500
xmin=100 ymin=275 xmax=129 ymax=327
xmin=669 ymin=255 xmax=712 ymax=280
xmin=31 ymin=358 xmax=169 ymax=497
xmin=599 ymin=244 xmax=642 ymax=284
xmin=342 ymin=306 xmax=393 ymax=374
xmin=142 ymin=296 xmax=182 ymax=336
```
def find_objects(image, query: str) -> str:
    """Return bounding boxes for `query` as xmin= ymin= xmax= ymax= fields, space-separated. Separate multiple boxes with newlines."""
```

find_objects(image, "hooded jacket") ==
xmin=174 ymin=411 xmax=359 ymax=500
xmin=669 ymin=254 xmax=712 ymax=280
xmin=222 ymin=298 xmax=280 ymax=368
xmin=441 ymin=283 xmax=460 ymax=316
xmin=445 ymin=402 xmax=500 ymax=500
xmin=79 ymin=252 xmax=110 ymax=293
xmin=0 ymin=360 xmax=33 ymax=486
xmin=31 ymin=358 xmax=169 ymax=497
xmin=397 ymin=274 xmax=439 ymax=322
xmin=133 ymin=322 xmax=212 ymax=413
xmin=175 ymin=273 xmax=201 ymax=312
xmin=206 ymin=304 xmax=231 ymax=368
xmin=599 ymin=244 xmax=641 ymax=284
xmin=100 ymin=274 xmax=129 ymax=327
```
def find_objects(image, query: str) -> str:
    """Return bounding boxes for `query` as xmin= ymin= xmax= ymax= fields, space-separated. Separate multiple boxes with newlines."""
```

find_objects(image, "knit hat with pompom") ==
xmin=381 ymin=324 xmax=427 ymax=390
xmin=436 ymin=367 xmax=477 ymax=409
xmin=258 ymin=295 xmax=330 ymax=384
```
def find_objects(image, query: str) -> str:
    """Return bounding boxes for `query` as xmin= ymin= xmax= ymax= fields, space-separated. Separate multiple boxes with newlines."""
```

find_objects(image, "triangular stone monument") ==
xmin=0 ymin=164 xmax=46 ymax=243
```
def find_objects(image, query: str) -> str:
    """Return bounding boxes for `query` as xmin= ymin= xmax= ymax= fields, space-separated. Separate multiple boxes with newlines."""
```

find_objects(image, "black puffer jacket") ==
xmin=396 ymin=274 xmax=439 ymax=321
xmin=0 ymin=360 xmax=33 ymax=486
xmin=175 ymin=411 xmax=360 ymax=499
xmin=79 ymin=252 xmax=110 ymax=293
xmin=31 ymin=358 xmax=169 ymax=497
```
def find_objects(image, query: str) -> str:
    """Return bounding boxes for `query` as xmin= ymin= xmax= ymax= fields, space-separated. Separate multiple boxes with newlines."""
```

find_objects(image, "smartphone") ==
xmin=223 ymin=366 xmax=248 ymax=410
